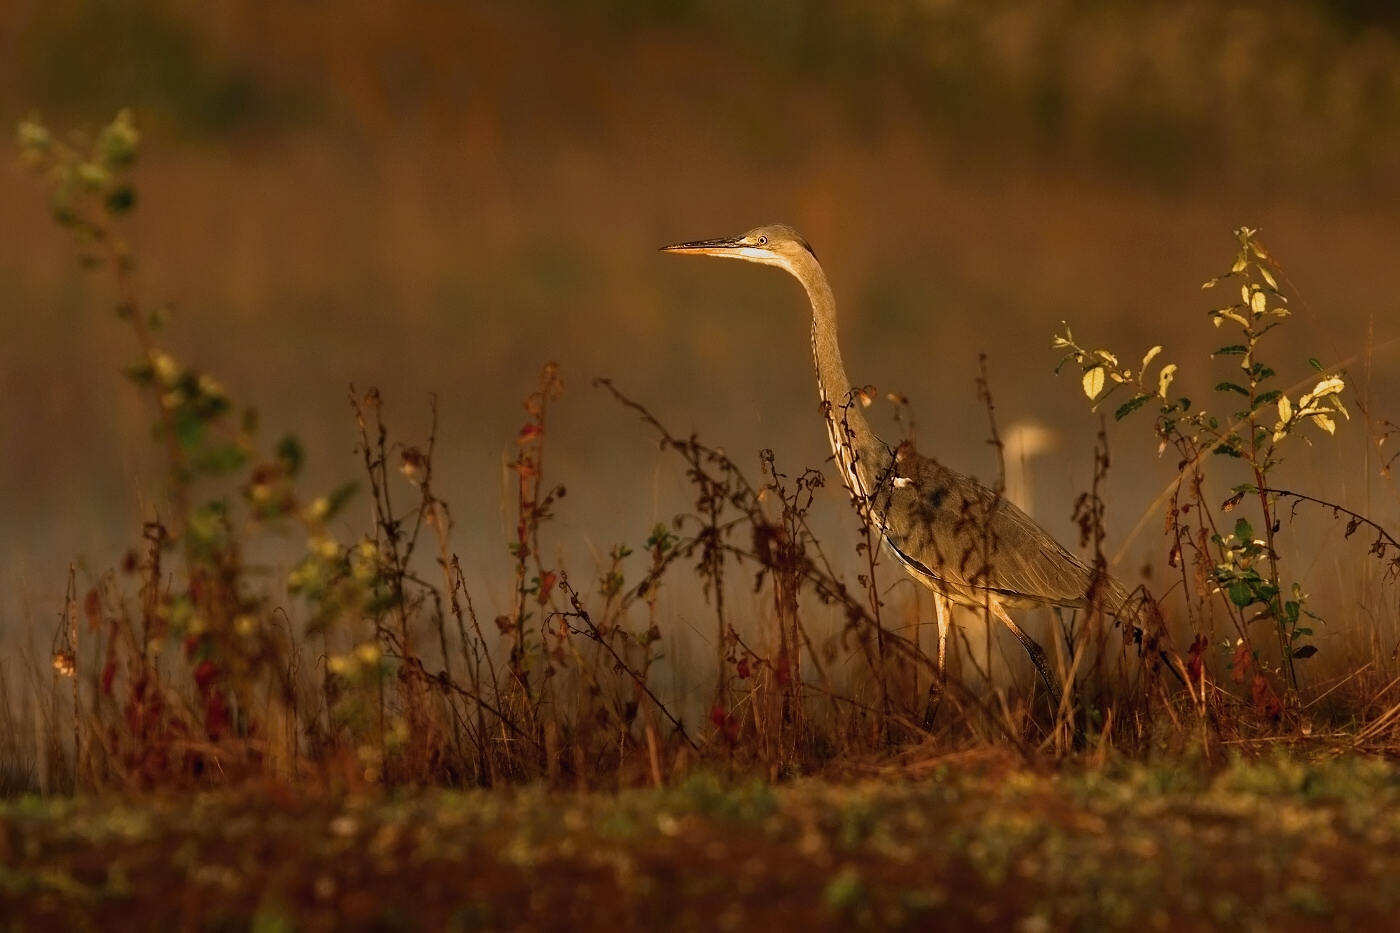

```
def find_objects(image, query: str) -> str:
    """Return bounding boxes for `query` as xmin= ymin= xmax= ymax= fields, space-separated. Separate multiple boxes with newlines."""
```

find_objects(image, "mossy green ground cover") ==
xmin=2 ymin=753 xmax=1398 ymax=931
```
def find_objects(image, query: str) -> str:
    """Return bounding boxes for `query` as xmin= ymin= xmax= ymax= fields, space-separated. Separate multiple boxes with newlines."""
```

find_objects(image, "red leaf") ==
xmin=736 ymin=657 xmax=750 ymax=680
xmin=204 ymin=691 xmax=230 ymax=740
xmin=517 ymin=423 xmax=543 ymax=445
xmin=1186 ymin=634 xmax=1209 ymax=683
xmin=537 ymin=571 xmax=557 ymax=604
xmin=1251 ymin=673 xmax=1283 ymax=719
xmin=1231 ymin=642 xmax=1252 ymax=684
xmin=84 ymin=589 xmax=102 ymax=631
xmin=194 ymin=659 xmax=217 ymax=692
xmin=709 ymin=702 xmax=739 ymax=742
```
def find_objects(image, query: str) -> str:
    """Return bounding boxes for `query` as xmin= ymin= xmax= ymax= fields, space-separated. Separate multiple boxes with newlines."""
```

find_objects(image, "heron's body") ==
xmin=663 ymin=224 xmax=1132 ymax=726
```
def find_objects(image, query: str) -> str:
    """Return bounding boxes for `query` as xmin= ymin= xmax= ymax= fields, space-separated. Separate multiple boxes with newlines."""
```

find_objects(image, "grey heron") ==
xmin=662 ymin=223 xmax=1133 ymax=731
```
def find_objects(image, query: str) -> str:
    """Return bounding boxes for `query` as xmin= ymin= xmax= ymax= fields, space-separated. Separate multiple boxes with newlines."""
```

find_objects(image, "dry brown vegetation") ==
xmin=5 ymin=4 xmax=1400 ymax=929
xmin=4 ymin=109 xmax=1398 ymax=801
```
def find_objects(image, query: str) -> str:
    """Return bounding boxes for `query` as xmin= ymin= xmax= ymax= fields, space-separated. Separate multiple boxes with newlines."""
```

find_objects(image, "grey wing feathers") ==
xmin=875 ymin=452 xmax=1133 ymax=615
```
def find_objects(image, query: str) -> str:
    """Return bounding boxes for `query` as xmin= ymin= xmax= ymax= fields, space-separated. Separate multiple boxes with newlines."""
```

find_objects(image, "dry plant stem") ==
xmin=453 ymin=557 xmax=501 ymax=733
xmin=349 ymin=393 xmax=401 ymax=755
xmin=834 ymin=397 xmax=891 ymax=738
xmin=975 ymin=355 xmax=1007 ymax=717
xmin=395 ymin=654 xmax=541 ymax=755
xmin=85 ymin=220 xmax=193 ymax=538
xmin=758 ymin=451 xmax=813 ymax=753
xmin=446 ymin=556 xmax=492 ymax=782
xmin=417 ymin=398 xmax=457 ymax=682
xmin=63 ymin=569 xmax=80 ymax=789
xmin=555 ymin=580 xmax=697 ymax=750
xmin=1263 ymin=488 xmax=1400 ymax=577
xmin=487 ymin=363 xmax=565 ymax=763
xmin=602 ymin=377 xmax=950 ymax=745
xmin=595 ymin=378 xmax=760 ymax=724
xmin=406 ymin=401 xmax=484 ymax=772
xmin=1071 ymin=419 xmax=1136 ymax=715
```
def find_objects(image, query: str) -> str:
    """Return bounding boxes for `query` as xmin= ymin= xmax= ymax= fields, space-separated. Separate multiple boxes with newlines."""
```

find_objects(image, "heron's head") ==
xmin=661 ymin=223 xmax=817 ymax=271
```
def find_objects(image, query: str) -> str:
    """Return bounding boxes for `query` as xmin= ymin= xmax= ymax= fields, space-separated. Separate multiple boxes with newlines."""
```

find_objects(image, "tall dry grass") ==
xmin=4 ymin=107 xmax=1400 ymax=800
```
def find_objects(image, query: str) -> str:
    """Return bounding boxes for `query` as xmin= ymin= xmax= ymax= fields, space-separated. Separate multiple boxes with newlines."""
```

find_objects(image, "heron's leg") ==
xmin=990 ymin=602 xmax=1062 ymax=714
xmin=921 ymin=595 xmax=951 ymax=731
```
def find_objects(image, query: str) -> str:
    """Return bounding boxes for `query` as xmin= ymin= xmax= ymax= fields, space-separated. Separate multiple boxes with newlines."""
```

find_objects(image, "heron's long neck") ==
xmin=790 ymin=253 xmax=886 ymax=498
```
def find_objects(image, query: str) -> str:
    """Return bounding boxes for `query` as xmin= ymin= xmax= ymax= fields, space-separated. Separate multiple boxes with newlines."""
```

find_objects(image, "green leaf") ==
xmin=51 ymin=187 xmax=78 ymax=227
xmin=104 ymin=185 xmax=136 ymax=215
xmin=646 ymin=522 xmax=675 ymax=552
xmin=16 ymin=118 xmax=52 ymax=156
xmin=1231 ymin=483 xmax=1258 ymax=495
xmin=1214 ymin=345 xmax=1248 ymax=356
xmin=1308 ymin=358 xmax=1324 ymax=372
xmin=1114 ymin=393 xmax=1153 ymax=421
xmin=1252 ymin=390 xmax=1282 ymax=410
xmin=1213 ymin=442 xmax=1241 ymax=458
xmin=1291 ymin=644 xmax=1318 ymax=660
xmin=276 ymin=435 xmax=304 ymax=477
xmin=125 ymin=361 xmax=155 ymax=386
xmin=1233 ymin=518 xmax=1254 ymax=541
xmin=96 ymin=109 xmax=140 ymax=169
xmin=1215 ymin=382 xmax=1249 ymax=396
xmin=196 ymin=443 xmax=248 ymax=475
xmin=324 ymin=482 xmax=358 ymax=521
xmin=1228 ymin=580 xmax=1253 ymax=607
xmin=175 ymin=407 xmax=204 ymax=453
xmin=189 ymin=500 xmax=230 ymax=545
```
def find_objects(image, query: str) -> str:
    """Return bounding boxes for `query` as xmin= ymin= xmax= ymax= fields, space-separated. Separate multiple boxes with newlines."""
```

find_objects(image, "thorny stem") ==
xmin=1264 ymin=488 xmax=1400 ymax=578
xmin=555 ymin=579 xmax=698 ymax=750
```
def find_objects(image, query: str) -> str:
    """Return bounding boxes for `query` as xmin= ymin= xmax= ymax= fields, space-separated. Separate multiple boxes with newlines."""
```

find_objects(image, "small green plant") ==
xmin=18 ymin=110 xmax=365 ymax=784
xmin=1053 ymin=228 xmax=1348 ymax=705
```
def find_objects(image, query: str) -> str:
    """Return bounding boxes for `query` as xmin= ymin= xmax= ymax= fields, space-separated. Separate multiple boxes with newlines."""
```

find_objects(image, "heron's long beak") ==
xmin=660 ymin=235 xmax=746 ymax=257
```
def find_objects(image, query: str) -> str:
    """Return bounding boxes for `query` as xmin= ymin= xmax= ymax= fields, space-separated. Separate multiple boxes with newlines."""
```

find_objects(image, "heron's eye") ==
xmin=758 ymin=235 xmax=768 ymax=245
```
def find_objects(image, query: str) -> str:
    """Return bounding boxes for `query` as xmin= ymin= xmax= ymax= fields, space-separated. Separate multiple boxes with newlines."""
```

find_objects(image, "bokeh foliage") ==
xmin=9 ymin=0 xmax=1400 ymax=194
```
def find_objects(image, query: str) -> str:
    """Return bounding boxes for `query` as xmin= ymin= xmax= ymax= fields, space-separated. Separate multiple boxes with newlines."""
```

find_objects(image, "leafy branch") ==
xmin=1053 ymin=227 xmax=1348 ymax=701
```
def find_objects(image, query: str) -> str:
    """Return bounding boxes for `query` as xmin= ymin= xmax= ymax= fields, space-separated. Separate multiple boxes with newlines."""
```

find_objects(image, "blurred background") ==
xmin=2 ymin=0 xmax=1398 ymax=663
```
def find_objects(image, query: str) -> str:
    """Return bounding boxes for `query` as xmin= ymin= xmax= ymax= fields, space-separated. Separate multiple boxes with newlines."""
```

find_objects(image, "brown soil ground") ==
xmin=3 ymin=751 xmax=1399 ymax=931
